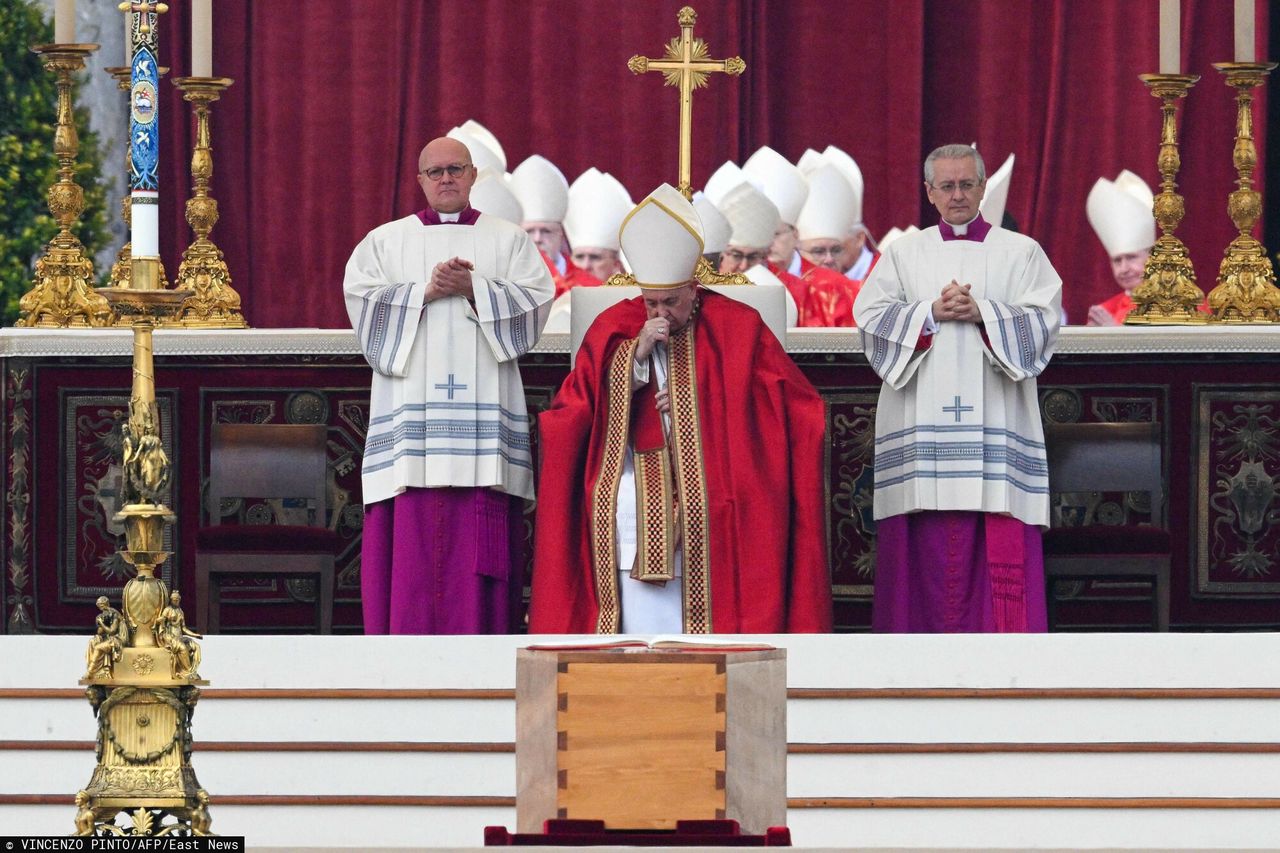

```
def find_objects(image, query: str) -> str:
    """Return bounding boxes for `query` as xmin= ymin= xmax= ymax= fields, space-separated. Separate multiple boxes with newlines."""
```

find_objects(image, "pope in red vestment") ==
xmin=529 ymin=184 xmax=832 ymax=634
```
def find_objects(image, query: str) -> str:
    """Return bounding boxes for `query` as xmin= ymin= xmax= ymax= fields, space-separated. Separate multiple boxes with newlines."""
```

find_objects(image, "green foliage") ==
xmin=0 ymin=0 xmax=111 ymax=326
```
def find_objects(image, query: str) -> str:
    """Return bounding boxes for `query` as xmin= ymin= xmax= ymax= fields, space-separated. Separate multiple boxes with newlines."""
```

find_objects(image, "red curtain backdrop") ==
xmin=152 ymin=0 xmax=1267 ymax=328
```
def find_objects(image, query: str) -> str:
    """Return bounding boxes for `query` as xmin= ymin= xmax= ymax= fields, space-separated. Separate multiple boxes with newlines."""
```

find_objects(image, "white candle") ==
xmin=1234 ymin=0 xmax=1255 ymax=63
xmin=1159 ymin=0 xmax=1179 ymax=74
xmin=123 ymin=8 xmax=132 ymax=64
xmin=191 ymin=0 xmax=213 ymax=76
xmin=54 ymin=0 xmax=75 ymax=43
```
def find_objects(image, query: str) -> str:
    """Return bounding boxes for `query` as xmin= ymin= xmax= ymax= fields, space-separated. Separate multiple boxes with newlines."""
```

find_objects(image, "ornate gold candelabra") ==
xmin=17 ymin=44 xmax=114 ymax=328
xmin=1126 ymin=74 xmax=1208 ymax=325
xmin=78 ymin=286 xmax=211 ymax=836
xmin=172 ymin=76 xmax=247 ymax=328
xmin=1206 ymin=61 xmax=1280 ymax=323
xmin=104 ymin=65 xmax=171 ymax=295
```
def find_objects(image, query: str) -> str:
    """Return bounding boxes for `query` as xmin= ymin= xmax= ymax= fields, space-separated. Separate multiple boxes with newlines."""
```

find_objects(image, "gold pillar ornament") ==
xmin=17 ymin=44 xmax=114 ymax=329
xmin=172 ymin=76 xmax=247 ymax=328
xmin=1206 ymin=62 xmax=1280 ymax=323
xmin=1126 ymin=74 xmax=1208 ymax=325
xmin=104 ymin=65 xmax=171 ymax=295
xmin=628 ymin=6 xmax=745 ymax=200
xmin=78 ymin=298 xmax=214 ymax=836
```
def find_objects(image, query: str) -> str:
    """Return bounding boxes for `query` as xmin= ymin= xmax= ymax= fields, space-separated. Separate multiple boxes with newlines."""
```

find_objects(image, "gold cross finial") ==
xmin=629 ymin=6 xmax=745 ymax=200
xmin=118 ymin=1 xmax=169 ymax=35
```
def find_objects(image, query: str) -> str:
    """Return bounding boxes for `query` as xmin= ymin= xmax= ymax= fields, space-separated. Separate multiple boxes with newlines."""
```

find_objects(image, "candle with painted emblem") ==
xmin=192 ymin=0 xmax=212 ymax=76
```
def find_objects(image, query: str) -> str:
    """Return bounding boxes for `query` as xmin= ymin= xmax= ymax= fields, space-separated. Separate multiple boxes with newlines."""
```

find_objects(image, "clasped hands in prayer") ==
xmin=425 ymin=256 xmax=475 ymax=302
xmin=932 ymin=280 xmax=982 ymax=323
xmin=635 ymin=317 xmax=672 ymax=415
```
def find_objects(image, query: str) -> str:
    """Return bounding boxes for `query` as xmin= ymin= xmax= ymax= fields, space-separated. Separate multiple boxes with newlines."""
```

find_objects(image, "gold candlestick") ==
xmin=1206 ymin=62 xmax=1280 ymax=323
xmin=172 ymin=76 xmax=247 ymax=328
xmin=103 ymin=65 xmax=171 ymax=295
xmin=17 ymin=44 xmax=113 ymax=328
xmin=1126 ymin=74 xmax=1208 ymax=325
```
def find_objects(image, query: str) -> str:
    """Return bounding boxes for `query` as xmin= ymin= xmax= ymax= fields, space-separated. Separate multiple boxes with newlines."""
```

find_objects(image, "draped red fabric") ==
xmin=153 ymin=0 xmax=1266 ymax=329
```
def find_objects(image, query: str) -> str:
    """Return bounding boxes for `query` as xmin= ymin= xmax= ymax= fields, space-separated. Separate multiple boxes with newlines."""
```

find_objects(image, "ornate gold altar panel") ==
xmin=516 ymin=648 xmax=786 ymax=833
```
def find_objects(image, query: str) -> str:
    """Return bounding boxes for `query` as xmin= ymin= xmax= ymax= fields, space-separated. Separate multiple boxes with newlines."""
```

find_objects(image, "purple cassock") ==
xmin=360 ymin=205 xmax=521 ymax=635
xmin=871 ymin=214 xmax=1048 ymax=634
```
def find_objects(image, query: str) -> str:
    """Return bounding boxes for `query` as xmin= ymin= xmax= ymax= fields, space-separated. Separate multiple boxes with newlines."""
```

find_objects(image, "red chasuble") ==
xmin=799 ymin=258 xmax=859 ymax=327
xmin=530 ymin=290 xmax=832 ymax=634
xmin=1097 ymin=291 xmax=1135 ymax=324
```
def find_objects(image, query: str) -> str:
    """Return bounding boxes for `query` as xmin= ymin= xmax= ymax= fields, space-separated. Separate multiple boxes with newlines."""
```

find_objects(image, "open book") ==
xmin=524 ymin=636 xmax=775 ymax=652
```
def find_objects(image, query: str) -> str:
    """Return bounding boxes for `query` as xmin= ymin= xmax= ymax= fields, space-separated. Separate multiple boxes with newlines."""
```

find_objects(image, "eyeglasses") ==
xmin=420 ymin=163 xmax=470 ymax=181
xmin=572 ymin=251 xmax=612 ymax=264
xmin=930 ymin=180 xmax=982 ymax=194
xmin=802 ymin=245 xmax=844 ymax=258
xmin=722 ymin=249 xmax=767 ymax=265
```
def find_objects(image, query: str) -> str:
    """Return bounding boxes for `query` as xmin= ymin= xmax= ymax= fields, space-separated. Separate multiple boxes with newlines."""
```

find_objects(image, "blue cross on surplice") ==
xmin=434 ymin=374 xmax=468 ymax=400
xmin=942 ymin=395 xmax=974 ymax=422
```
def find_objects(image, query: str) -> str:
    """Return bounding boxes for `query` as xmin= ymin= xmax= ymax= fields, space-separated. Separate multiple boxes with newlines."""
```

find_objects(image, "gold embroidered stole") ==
xmin=589 ymin=328 xmax=713 ymax=634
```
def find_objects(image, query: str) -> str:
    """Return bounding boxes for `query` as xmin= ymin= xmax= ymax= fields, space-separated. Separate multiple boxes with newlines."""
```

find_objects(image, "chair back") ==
xmin=208 ymin=423 xmax=329 ymax=526
xmin=1043 ymin=422 xmax=1162 ymax=520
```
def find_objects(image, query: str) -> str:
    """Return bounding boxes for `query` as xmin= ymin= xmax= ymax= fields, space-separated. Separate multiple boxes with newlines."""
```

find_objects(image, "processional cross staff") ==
xmin=628 ymin=6 xmax=745 ymax=200
xmin=119 ymin=1 xmax=169 ymax=34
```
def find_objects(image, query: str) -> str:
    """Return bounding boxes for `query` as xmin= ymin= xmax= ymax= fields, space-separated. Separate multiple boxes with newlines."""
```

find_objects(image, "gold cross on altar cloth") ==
xmin=628 ymin=6 xmax=745 ymax=200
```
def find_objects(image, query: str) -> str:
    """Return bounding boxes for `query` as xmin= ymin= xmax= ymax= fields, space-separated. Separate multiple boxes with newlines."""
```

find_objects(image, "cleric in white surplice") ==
xmin=853 ymin=144 xmax=1062 ymax=634
xmin=344 ymin=136 xmax=554 ymax=634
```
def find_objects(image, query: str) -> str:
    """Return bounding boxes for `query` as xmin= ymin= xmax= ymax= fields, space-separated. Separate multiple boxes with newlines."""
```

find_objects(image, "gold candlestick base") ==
xmin=1126 ymin=74 xmax=1208 ymax=325
xmin=103 ymin=66 xmax=171 ymax=297
xmin=1206 ymin=62 xmax=1280 ymax=323
xmin=172 ymin=76 xmax=247 ymax=329
xmin=18 ymin=44 xmax=114 ymax=329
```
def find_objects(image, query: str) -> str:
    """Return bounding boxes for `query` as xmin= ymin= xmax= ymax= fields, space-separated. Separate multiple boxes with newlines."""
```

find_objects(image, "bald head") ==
xmin=417 ymin=137 xmax=477 ymax=214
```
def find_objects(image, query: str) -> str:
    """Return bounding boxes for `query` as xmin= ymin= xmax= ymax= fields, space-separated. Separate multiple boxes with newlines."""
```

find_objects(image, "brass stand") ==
xmin=17 ymin=45 xmax=113 ymax=329
xmin=104 ymin=65 xmax=171 ymax=295
xmin=1206 ymin=62 xmax=1280 ymax=323
xmin=78 ymin=289 xmax=212 ymax=837
xmin=172 ymin=76 xmax=247 ymax=328
xmin=1126 ymin=74 xmax=1208 ymax=325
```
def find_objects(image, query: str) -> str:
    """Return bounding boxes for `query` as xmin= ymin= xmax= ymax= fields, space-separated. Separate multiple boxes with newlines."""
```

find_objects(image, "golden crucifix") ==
xmin=628 ymin=6 xmax=745 ymax=200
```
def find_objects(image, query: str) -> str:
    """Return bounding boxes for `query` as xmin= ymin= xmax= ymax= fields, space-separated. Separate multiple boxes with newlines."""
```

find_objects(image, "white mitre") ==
xmin=693 ymin=192 xmax=731 ymax=255
xmin=823 ymin=145 xmax=865 ymax=229
xmin=795 ymin=164 xmax=856 ymax=242
xmin=978 ymin=152 xmax=1015 ymax=226
xmin=446 ymin=127 xmax=504 ymax=175
xmin=620 ymin=184 xmax=704 ymax=289
xmin=878 ymin=225 xmax=919 ymax=252
xmin=719 ymin=181 xmax=781 ymax=250
xmin=704 ymin=161 xmax=751 ymax=205
xmin=564 ymin=169 xmax=633 ymax=252
xmin=742 ymin=264 xmax=800 ymax=327
xmin=795 ymin=148 xmax=826 ymax=176
xmin=1087 ymin=169 xmax=1156 ymax=256
xmin=469 ymin=168 xmax=523 ymax=225
xmin=455 ymin=119 xmax=506 ymax=172
xmin=743 ymin=146 xmax=809 ymax=225
xmin=510 ymin=155 xmax=569 ymax=223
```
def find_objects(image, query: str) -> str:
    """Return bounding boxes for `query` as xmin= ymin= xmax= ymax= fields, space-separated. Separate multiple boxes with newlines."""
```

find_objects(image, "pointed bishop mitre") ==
xmin=795 ymin=148 xmax=826 ymax=176
xmin=822 ymin=145 xmax=865 ymax=228
xmin=453 ymin=120 xmax=506 ymax=172
xmin=878 ymin=225 xmax=919 ymax=252
xmin=563 ymin=169 xmax=633 ymax=251
xmin=742 ymin=146 xmax=809 ymax=225
xmin=795 ymin=164 xmax=856 ymax=242
xmin=509 ymin=155 xmax=569 ymax=223
xmin=1086 ymin=169 xmax=1156 ymax=257
xmin=619 ymin=184 xmax=705 ymax=289
xmin=446 ymin=127 xmax=504 ymax=175
xmin=704 ymin=161 xmax=750 ymax=205
xmin=693 ymin=192 xmax=731 ymax=255
xmin=978 ymin=152 xmax=1015 ymax=226
xmin=720 ymin=181 xmax=781 ymax=250
xmin=470 ymin=168 xmax=523 ymax=225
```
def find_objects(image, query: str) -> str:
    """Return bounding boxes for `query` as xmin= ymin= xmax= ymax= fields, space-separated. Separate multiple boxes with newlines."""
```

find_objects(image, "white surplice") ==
xmin=344 ymin=214 xmax=554 ymax=504
xmin=853 ymin=225 xmax=1062 ymax=527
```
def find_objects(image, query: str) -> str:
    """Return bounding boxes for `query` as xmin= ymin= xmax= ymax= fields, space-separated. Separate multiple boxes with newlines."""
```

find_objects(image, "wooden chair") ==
xmin=1042 ymin=421 xmax=1171 ymax=631
xmin=195 ymin=423 xmax=338 ymax=634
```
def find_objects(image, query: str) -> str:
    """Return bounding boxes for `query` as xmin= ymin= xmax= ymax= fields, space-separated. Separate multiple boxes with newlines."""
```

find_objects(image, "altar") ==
xmin=2 ymin=324 xmax=1278 ymax=635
